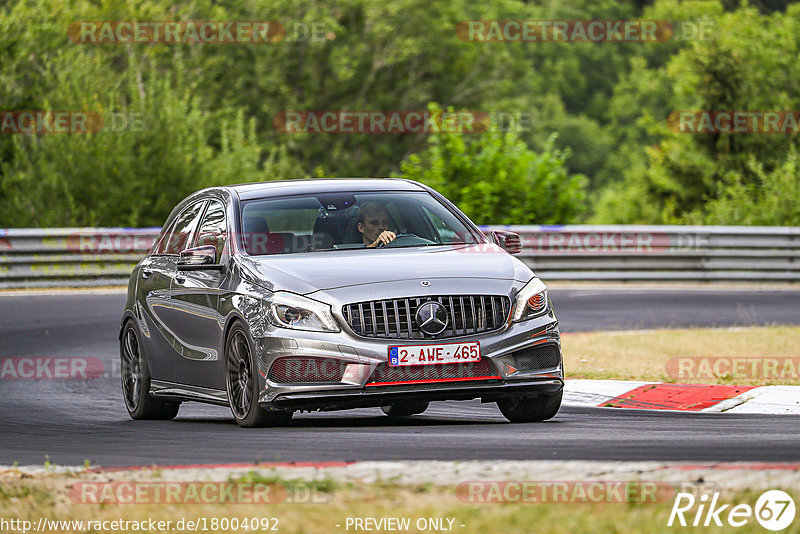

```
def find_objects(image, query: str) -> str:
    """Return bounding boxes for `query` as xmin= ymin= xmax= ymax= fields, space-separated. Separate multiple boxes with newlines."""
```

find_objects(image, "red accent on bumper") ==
xmin=366 ymin=375 xmax=501 ymax=387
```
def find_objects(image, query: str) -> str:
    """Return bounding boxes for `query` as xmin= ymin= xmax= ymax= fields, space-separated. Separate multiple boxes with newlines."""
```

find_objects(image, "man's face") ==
xmin=358 ymin=209 xmax=391 ymax=245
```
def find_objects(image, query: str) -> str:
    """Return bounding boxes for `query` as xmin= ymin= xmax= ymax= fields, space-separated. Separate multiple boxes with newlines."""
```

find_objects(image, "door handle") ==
xmin=142 ymin=268 xmax=153 ymax=278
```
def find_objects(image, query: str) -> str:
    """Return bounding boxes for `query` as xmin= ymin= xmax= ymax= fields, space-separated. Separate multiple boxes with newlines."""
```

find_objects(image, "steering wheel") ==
xmin=377 ymin=233 xmax=435 ymax=247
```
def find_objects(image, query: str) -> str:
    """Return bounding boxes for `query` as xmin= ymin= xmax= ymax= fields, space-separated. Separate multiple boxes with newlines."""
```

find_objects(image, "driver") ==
xmin=357 ymin=202 xmax=396 ymax=248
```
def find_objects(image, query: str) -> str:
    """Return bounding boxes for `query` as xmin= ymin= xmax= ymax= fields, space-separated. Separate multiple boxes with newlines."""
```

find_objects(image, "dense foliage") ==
xmin=1 ymin=0 xmax=799 ymax=227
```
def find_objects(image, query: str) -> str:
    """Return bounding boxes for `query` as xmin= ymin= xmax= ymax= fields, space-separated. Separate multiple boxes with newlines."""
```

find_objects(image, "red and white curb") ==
xmin=563 ymin=380 xmax=800 ymax=414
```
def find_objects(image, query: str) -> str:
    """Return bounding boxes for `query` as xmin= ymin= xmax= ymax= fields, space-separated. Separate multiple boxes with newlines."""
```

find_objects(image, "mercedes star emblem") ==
xmin=415 ymin=301 xmax=449 ymax=336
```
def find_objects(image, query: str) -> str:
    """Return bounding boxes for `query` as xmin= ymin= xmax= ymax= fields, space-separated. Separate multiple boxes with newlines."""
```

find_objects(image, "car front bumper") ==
xmin=270 ymin=377 xmax=563 ymax=411
xmin=255 ymin=310 xmax=562 ymax=411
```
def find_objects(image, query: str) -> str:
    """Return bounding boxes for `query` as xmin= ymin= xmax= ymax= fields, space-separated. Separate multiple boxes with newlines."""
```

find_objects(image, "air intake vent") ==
xmin=268 ymin=357 xmax=347 ymax=384
xmin=512 ymin=344 xmax=561 ymax=373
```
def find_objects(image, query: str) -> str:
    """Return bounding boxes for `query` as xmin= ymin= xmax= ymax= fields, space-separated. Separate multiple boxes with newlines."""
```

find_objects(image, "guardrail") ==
xmin=0 ymin=225 xmax=798 ymax=288
xmin=0 ymin=228 xmax=160 ymax=289
xmin=485 ymin=225 xmax=800 ymax=281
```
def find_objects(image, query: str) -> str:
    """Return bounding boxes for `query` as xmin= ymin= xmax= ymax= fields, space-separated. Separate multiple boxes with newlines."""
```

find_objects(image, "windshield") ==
xmin=239 ymin=191 xmax=482 ymax=255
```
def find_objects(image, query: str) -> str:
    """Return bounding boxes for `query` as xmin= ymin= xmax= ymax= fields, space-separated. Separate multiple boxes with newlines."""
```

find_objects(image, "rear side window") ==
xmin=155 ymin=202 xmax=205 ymax=255
xmin=194 ymin=200 xmax=227 ymax=260
xmin=150 ymin=221 xmax=176 ymax=255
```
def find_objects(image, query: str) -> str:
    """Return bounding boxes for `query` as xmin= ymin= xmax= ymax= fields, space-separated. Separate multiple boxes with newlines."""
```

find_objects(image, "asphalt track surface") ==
xmin=1 ymin=288 xmax=798 ymax=466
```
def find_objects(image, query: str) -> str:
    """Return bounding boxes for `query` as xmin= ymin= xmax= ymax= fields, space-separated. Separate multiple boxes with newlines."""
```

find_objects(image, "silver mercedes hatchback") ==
xmin=120 ymin=179 xmax=563 ymax=427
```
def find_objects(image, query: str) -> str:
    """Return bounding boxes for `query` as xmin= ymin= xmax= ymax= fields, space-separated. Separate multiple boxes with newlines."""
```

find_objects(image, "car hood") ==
xmin=237 ymin=244 xmax=534 ymax=295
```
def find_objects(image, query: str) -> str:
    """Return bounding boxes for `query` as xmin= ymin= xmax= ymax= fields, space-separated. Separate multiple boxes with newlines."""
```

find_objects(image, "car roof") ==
xmin=225 ymin=178 xmax=427 ymax=201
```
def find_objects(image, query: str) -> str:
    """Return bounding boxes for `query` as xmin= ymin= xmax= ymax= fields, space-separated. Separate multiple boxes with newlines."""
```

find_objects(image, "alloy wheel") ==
xmin=227 ymin=330 xmax=252 ymax=419
xmin=121 ymin=328 xmax=142 ymax=410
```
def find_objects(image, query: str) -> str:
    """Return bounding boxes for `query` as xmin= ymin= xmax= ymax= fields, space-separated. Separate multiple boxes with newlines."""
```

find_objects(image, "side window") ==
xmin=383 ymin=202 xmax=407 ymax=234
xmin=162 ymin=202 xmax=205 ymax=255
xmin=194 ymin=200 xmax=227 ymax=260
xmin=421 ymin=206 xmax=459 ymax=243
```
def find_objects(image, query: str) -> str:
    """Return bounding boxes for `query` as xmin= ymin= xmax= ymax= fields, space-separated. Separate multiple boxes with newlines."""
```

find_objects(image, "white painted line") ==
xmin=705 ymin=386 xmax=800 ymax=414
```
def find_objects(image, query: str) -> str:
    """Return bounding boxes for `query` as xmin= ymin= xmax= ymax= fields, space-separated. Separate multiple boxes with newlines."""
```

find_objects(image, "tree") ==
xmin=394 ymin=107 xmax=587 ymax=225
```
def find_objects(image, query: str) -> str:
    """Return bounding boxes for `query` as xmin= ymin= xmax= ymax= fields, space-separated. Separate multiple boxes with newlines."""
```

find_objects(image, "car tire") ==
xmin=497 ymin=390 xmax=562 ymax=423
xmin=380 ymin=401 xmax=430 ymax=417
xmin=120 ymin=321 xmax=180 ymax=420
xmin=225 ymin=321 xmax=293 ymax=428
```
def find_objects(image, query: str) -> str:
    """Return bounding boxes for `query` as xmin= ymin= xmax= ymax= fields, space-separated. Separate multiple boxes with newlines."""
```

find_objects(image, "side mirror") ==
xmin=177 ymin=245 xmax=225 ymax=271
xmin=492 ymin=231 xmax=522 ymax=254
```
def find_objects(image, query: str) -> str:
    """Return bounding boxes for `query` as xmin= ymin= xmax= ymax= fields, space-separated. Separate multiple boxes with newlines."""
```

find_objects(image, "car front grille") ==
xmin=366 ymin=359 xmax=500 ymax=386
xmin=341 ymin=295 xmax=510 ymax=339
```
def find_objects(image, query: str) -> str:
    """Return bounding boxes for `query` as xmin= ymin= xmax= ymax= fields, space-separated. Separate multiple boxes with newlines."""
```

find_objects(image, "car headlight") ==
xmin=512 ymin=277 xmax=549 ymax=322
xmin=266 ymin=292 xmax=340 ymax=332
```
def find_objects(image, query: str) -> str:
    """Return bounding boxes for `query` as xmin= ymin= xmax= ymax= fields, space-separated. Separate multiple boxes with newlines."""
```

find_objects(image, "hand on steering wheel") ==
xmin=371 ymin=230 xmax=397 ymax=248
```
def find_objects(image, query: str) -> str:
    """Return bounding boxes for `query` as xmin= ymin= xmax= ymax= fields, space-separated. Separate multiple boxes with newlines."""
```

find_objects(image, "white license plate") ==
xmin=388 ymin=341 xmax=480 ymax=366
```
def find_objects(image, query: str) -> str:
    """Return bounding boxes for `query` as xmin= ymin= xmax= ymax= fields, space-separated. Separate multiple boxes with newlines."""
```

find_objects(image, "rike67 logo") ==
xmin=668 ymin=490 xmax=796 ymax=531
